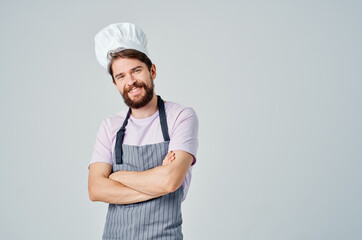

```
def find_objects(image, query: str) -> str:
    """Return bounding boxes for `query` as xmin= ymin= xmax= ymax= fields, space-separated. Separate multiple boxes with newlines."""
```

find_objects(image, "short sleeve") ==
xmin=88 ymin=119 xmax=113 ymax=169
xmin=168 ymin=107 xmax=199 ymax=166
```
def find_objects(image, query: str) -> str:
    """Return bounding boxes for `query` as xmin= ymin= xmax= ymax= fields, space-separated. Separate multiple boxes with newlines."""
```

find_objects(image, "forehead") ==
xmin=112 ymin=58 xmax=146 ymax=74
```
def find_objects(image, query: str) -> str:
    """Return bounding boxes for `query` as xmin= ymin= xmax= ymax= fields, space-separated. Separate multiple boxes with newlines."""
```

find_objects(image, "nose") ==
xmin=125 ymin=74 xmax=136 ymax=86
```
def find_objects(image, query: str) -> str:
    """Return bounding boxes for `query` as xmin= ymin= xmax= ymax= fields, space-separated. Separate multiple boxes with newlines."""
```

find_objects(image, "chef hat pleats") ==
xmin=95 ymin=22 xmax=149 ymax=69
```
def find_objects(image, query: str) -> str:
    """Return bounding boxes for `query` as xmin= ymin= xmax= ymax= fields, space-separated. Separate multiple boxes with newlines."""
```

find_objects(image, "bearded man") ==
xmin=88 ymin=23 xmax=199 ymax=240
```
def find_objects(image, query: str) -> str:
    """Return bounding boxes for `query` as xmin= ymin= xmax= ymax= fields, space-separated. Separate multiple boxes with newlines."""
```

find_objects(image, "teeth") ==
xmin=129 ymin=87 xmax=139 ymax=93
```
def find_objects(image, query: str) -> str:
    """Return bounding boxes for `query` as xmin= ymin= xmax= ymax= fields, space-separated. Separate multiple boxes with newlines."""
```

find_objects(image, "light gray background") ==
xmin=1 ymin=0 xmax=361 ymax=239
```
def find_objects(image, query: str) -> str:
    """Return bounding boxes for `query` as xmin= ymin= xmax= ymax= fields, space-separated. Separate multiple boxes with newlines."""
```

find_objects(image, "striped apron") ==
xmin=102 ymin=95 xmax=184 ymax=240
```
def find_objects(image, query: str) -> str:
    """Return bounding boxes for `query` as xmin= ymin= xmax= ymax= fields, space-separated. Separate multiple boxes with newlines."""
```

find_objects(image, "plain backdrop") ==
xmin=1 ymin=0 xmax=361 ymax=239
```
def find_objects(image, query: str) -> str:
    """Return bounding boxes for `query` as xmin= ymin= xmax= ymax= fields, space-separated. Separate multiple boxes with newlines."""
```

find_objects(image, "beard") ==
xmin=121 ymin=77 xmax=154 ymax=109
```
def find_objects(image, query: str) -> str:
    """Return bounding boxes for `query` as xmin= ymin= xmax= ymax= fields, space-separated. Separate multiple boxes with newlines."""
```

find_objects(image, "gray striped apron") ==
xmin=102 ymin=95 xmax=184 ymax=240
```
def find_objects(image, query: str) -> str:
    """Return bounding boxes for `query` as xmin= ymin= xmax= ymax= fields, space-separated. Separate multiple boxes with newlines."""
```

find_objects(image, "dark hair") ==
xmin=107 ymin=48 xmax=153 ymax=84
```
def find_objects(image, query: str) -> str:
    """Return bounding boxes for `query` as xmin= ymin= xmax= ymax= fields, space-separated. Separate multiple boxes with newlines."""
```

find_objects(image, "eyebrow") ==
xmin=114 ymin=66 xmax=143 ymax=79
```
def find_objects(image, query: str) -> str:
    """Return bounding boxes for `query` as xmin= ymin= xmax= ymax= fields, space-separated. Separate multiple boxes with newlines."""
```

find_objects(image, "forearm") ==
xmin=89 ymin=176 xmax=162 ymax=204
xmin=110 ymin=166 xmax=173 ymax=196
xmin=109 ymin=150 xmax=193 ymax=196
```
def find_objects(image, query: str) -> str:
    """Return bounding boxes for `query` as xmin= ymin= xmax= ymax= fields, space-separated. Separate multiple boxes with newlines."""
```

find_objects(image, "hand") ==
xmin=162 ymin=151 xmax=175 ymax=166
xmin=109 ymin=172 xmax=117 ymax=181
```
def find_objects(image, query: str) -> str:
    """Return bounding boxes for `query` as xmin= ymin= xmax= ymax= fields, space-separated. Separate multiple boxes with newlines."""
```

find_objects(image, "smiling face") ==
xmin=112 ymin=57 xmax=156 ymax=109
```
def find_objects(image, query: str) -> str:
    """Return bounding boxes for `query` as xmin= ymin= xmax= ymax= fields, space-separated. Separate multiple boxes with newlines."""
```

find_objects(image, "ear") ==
xmin=150 ymin=64 xmax=157 ymax=80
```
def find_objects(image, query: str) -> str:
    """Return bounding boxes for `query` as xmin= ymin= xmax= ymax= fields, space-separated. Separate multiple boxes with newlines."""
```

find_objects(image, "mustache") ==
xmin=124 ymin=81 xmax=146 ymax=92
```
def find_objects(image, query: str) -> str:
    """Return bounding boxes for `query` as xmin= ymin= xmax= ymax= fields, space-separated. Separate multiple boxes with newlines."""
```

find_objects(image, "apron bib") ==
xmin=102 ymin=96 xmax=184 ymax=240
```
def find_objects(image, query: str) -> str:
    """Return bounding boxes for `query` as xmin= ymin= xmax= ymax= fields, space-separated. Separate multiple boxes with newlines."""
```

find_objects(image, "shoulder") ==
xmin=99 ymin=109 xmax=129 ymax=131
xmin=165 ymin=101 xmax=198 ymax=122
xmin=165 ymin=101 xmax=199 ymax=165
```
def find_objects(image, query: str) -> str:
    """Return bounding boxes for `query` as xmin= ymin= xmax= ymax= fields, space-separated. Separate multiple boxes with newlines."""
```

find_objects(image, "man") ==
xmin=88 ymin=22 xmax=198 ymax=240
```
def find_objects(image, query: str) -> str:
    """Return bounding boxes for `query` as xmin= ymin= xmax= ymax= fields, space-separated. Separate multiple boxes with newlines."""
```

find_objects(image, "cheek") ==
xmin=121 ymin=83 xmax=126 ymax=90
xmin=120 ymin=87 xmax=126 ymax=94
xmin=115 ymin=84 xmax=125 ymax=94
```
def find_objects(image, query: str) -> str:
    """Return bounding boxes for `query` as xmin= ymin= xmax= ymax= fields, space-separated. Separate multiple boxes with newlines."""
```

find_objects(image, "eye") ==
xmin=134 ymin=69 xmax=141 ymax=73
xmin=116 ymin=75 xmax=124 ymax=80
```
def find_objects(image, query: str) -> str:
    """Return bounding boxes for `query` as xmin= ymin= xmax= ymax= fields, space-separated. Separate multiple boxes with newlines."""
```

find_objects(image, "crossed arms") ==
xmin=88 ymin=150 xmax=193 ymax=204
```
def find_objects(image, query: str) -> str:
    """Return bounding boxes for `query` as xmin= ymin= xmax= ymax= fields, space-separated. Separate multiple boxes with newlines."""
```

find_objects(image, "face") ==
xmin=112 ymin=58 xmax=156 ymax=109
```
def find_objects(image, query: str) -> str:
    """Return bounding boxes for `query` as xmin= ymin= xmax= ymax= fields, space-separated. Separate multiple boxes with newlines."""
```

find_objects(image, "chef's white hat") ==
xmin=95 ymin=22 xmax=149 ymax=69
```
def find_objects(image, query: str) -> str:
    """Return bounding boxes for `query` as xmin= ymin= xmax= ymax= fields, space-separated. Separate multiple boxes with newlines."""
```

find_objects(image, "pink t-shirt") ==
xmin=89 ymin=101 xmax=199 ymax=202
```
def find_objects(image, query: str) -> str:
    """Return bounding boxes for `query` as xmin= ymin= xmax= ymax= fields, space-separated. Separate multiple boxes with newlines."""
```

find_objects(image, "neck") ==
xmin=130 ymin=93 xmax=158 ymax=119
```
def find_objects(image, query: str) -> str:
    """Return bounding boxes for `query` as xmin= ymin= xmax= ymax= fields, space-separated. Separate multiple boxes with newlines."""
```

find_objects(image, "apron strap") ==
xmin=157 ymin=95 xmax=170 ymax=142
xmin=115 ymin=95 xmax=170 ymax=165
xmin=115 ymin=109 xmax=131 ymax=164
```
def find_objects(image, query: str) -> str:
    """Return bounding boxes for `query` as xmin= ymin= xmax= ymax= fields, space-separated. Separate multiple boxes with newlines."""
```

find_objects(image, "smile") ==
xmin=129 ymin=87 xmax=142 ymax=95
